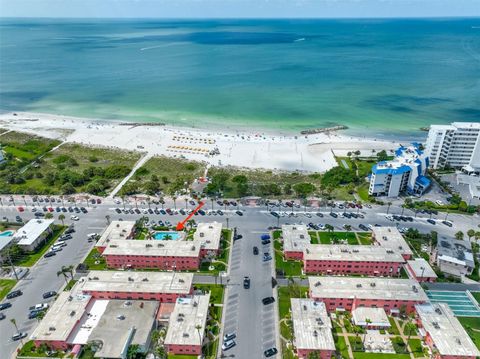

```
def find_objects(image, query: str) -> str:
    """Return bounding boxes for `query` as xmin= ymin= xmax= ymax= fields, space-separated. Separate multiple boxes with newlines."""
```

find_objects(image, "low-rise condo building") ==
xmin=282 ymin=224 xmax=310 ymax=260
xmin=406 ymin=258 xmax=437 ymax=283
xmin=291 ymin=299 xmax=335 ymax=359
xmin=100 ymin=240 xmax=201 ymax=270
xmin=303 ymin=244 xmax=405 ymax=276
xmin=78 ymin=271 xmax=193 ymax=302
xmin=369 ymin=143 xmax=430 ymax=197
xmin=95 ymin=220 xmax=136 ymax=248
xmin=13 ymin=219 xmax=54 ymax=251
xmin=416 ymin=303 xmax=480 ymax=359
xmin=194 ymin=221 xmax=223 ymax=257
xmin=352 ymin=307 xmax=391 ymax=329
xmin=309 ymin=277 xmax=428 ymax=314
xmin=164 ymin=294 xmax=210 ymax=356
xmin=436 ymin=237 xmax=475 ymax=278
xmin=371 ymin=226 xmax=413 ymax=260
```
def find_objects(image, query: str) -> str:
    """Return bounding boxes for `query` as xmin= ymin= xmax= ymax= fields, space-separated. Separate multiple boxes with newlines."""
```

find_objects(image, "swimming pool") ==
xmin=0 ymin=230 xmax=14 ymax=237
xmin=153 ymin=231 xmax=182 ymax=240
xmin=426 ymin=290 xmax=480 ymax=317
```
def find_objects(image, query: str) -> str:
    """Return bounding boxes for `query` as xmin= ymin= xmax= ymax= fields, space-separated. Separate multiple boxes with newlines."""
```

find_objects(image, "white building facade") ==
xmin=369 ymin=143 xmax=430 ymax=198
xmin=425 ymin=122 xmax=480 ymax=173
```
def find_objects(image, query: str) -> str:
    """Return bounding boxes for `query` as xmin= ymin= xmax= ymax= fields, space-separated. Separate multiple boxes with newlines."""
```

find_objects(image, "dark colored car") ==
xmin=316 ymin=212 xmax=324 ymax=217
xmin=236 ymin=210 xmax=243 ymax=216
xmin=0 ymin=302 xmax=12 ymax=310
xmin=42 ymin=291 xmax=57 ymax=299
xmin=0 ymin=312 xmax=5 ymax=320
xmin=253 ymin=246 xmax=259 ymax=255
xmin=261 ymin=239 xmax=271 ymax=245
xmin=44 ymin=251 xmax=56 ymax=258
xmin=243 ymin=276 xmax=250 ymax=289
xmin=6 ymin=290 xmax=23 ymax=299
xmin=442 ymin=220 xmax=453 ymax=227
xmin=264 ymin=348 xmax=278 ymax=357
xmin=262 ymin=297 xmax=275 ymax=305
xmin=270 ymin=211 xmax=279 ymax=218
xmin=427 ymin=219 xmax=436 ymax=225
xmin=330 ymin=212 xmax=338 ymax=218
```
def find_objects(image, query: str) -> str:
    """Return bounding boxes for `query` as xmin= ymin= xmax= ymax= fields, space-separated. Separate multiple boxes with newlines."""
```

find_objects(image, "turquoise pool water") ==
xmin=0 ymin=231 xmax=14 ymax=237
xmin=153 ymin=231 xmax=181 ymax=240
xmin=426 ymin=290 xmax=480 ymax=317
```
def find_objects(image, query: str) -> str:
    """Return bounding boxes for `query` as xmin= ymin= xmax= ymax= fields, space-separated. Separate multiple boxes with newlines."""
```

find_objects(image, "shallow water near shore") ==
xmin=0 ymin=18 xmax=479 ymax=137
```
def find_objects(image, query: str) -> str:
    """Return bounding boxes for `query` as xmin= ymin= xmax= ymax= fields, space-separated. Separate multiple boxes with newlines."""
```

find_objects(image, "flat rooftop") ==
xmin=291 ymin=299 xmax=335 ymax=351
xmin=304 ymin=244 xmax=404 ymax=263
xmin=309 ymin=276 xmax=428 ymax=302
xmin=371 ymin=227 xmax=413 ymax=257
xmin=406 ymin=258 xmax=437 ymax=278
xmin=164 ymin=294 xmax=210 ymax=347
xmin=416 ymin=303 xmax=480 ymax=357
xmin=31 ymin=292 xmax=92 ymax=342
xmin=282 ymin=224 xmax=310 ymax=253
xmin=352 ymin=307 xmax=390 ymax=327
xmin=89 ymin=300 xmax=159 ymax=359
xmin=78 ymin=271 xmax=193 ymax=295
xmin=96 ymin=220 xmax=135 ymax=247
xmin=102 ymin=239 xmax=201 ymax=258
xmin=14 ymin=219 xmax=54 ymax=246
xmin=193 ymin=221 xmax=222 ymax=251
xmin=437 ymin=237 xmax=474 ymax=268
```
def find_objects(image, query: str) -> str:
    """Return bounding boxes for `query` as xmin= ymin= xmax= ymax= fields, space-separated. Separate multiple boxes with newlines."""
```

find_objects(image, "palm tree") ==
xmin=45 ymin=212 xmax=53 ymax=219
xmin=184 ymin=198 xmax=188 ymax=210
xmin=362 ymin=318 xmax=371 ymax=348
xmin=10 ymin=318 xmax=18 ymax=332
xmin=172 ymin=196 xmax=177 ymax=210
xmin=36 ymin=310 xmax=46 ymax=322
xmin=57 ymin=265 xmax=74 ymax=285
xmin=159 ymin=196 xmax=165 ymax=209
xmin=386 ymin=201 xmax=392 ymax=215
xmin=21 ymin=195 xmax=27 ymax=206
xmin=353 ymin=324 xmax=361 ymax=351
xmin=105 ymin=215 xmax=111 ymax=225
xmin=404 ymin=320 xmax=417 ymax=351
xmin=455 ymin=231 xmax=464 ymax=241
xmin=58 ymin=214 xmax=65 ymax=226
xmin=210 ymin=198 xmax=214 ymax=211
xmin=344 ymin=224 xmax=352 ymax=241
xmin=467 ymin=229 xmax=475 ymax=240
xmin=195 ymin=324 xmax=203 ymax=348
xmin=325 ymin=224 xmax=334 ymax=240
xmin=475 ymin=231 xmax=480 ymax=243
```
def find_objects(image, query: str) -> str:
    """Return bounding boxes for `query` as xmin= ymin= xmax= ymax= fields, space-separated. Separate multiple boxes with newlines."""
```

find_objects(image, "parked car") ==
xmin=316 ymin=212 xmax=324 ymax=217
xmin=224 ymin=332 xmax=236 ymax=341
xmin=222 ymin=339 xmax=236 ymax=351
xmin=262 ymin=297 xmax=275 ymax=305
xmin=427 ymin=219 xmax=436 ymax=225
xmin=243 ymin=276 xmax=250 ymax=289
xmin=261 ymin=239 xmax=271 ymax=245
xmin=12 ymin=332 xmax=27 ymax=341
xmin=264 ymin=347 xmax=278 ymax=357
xmin=42 ymin=291 xmax=57 ymax=299
xmin=329 ymin=212 xmax=338 ymax=218
xmin=6 ymin=290 xmax=23 ymax=299
xmin=44 ymin=251 xmax=56 ymax=258
xmin=70 ymin=215 xmax=79 ymax=221
xmin=253 ymin=246 xmax=259 ymax=255
xmin=29 ymin=303 xmax=49 ymax=311
xmin=0 ymin=302 xmax=12 ymax=310
xmin=0 ymin=312 xmax=5 ymax=320
xmin=262 ymin=253 xmax=272 ymax=262
xmin=236 ymin=210 xmax=243 ymax=216
xmin=442 ymin=220 xmax=453 ymax=227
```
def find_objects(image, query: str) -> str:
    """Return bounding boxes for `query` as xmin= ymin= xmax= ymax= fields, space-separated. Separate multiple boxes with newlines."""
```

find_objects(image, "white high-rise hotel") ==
xmin=425 ymin=122 xmax=480 ymax=173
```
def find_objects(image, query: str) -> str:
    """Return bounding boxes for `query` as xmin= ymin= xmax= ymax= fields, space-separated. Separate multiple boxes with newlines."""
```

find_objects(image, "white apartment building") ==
xmin=425 ymin=122 xmax=480 ymax=173
xmin=369 ymin=143 xmax=430 ymax=197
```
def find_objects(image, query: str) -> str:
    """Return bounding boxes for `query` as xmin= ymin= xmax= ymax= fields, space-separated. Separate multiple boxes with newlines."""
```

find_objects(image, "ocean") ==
xmin=0 ymin=18 xmax=479 ymax=138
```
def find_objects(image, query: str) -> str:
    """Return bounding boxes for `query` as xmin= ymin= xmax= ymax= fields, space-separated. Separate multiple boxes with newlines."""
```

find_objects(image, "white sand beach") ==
xmin=0 ymin=111 xmax=399 ymax=173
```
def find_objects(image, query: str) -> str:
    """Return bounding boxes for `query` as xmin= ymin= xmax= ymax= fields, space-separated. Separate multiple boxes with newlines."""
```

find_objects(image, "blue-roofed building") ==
xmin=368 ymin=144 xmax=430 ymax=198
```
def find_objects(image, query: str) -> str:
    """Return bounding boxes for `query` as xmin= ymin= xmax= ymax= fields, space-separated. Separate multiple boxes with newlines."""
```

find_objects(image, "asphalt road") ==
xmin=0 ymin=196 xmax=478 ymax=358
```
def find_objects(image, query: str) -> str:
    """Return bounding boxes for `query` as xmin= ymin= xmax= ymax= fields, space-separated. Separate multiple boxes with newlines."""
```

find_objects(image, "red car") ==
xmin=96 ymin=198 xmax=101 ymax=204
xmin=47 ymin=207 xmax=54 ymax=212
xmin=17 ymin=206 xmax=24 ymax=212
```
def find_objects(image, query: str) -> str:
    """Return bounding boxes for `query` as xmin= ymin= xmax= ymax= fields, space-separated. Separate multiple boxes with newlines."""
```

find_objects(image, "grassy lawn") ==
xmin=18 ymin=340 xmax=64 ymax=358
xmin=13 ymin=225 xmax=66 ymax=267
xmin=458 ymin=316 xmax=480 ymax=350
xmin=353 ymin=353 xmax=410 ymax=359
xmin=408 ymin=338 xmax=424 ymax=357
xmin=278 ymin=285 xmax=309 ymax=319
xmin=387 ymin=317 xmax=400 ymax=335
xmin=202 ymin=337 xmax=219 ymax=359
xmin=193 ymin=284 xmax=224 ymax=304
xmin=63 ymin=279 xmax=77 ymax=291
xmin=357 ymin=232 xmax=373 ymax=245
xmin=0 ymin=279 xmax=17 ymax=300
xmin=280 ymin=320 xmax=293 ymax=341
xmin=318 ymin=231 xmax=358 ymax=245
xmin=275 ymin=250 xmax=303 ymax=277
xmin=334 ymin=335 xmax=350 ymax=359
xmin=83 ymin=247 xmax=107 ymax=270
xmin=126 ymin=155 xmax=205 ymax=196
xmin=471 ymin=291 xmax=480 ymax=304
xmin=309 ymin=231 xmax=319 ymax=244
xmin=198 ymin=229 xmax=231 ymax=275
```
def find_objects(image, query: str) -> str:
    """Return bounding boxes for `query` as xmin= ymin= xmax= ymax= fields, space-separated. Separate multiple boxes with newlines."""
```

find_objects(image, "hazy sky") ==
xmin=1 ymin=0 xmax=479 ymax=18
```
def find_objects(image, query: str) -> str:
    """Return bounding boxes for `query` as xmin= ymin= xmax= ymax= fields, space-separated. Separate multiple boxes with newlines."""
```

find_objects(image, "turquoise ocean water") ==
xmin=0 ymin=18 xmax=479 ymax=138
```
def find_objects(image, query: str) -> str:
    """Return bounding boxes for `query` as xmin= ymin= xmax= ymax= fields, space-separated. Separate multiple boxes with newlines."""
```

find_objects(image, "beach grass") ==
xmin=124 ymin=155 xmax=206 ymax=196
